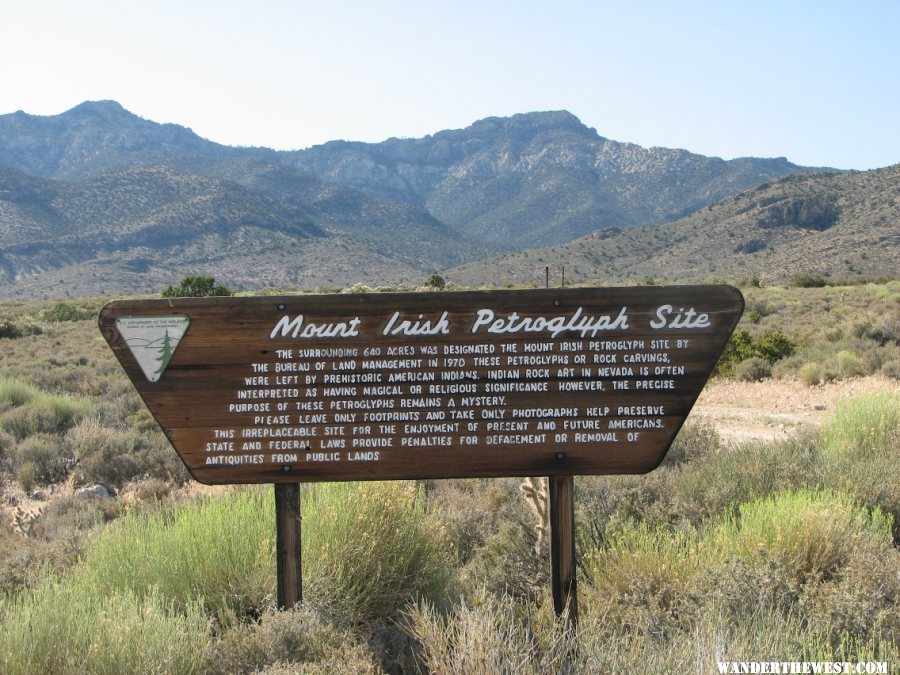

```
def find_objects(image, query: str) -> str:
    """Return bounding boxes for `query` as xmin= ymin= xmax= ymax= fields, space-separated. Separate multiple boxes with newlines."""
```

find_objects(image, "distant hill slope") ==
xmin=286 ymin=111 xmax=817 ymax=247
xmin=446 ymin=165 xmax=900 ymax=287
xmin=0 ymin=159 xmax=481 ymax=298
xmin=0 ymin=100 xmax=858 ymax=297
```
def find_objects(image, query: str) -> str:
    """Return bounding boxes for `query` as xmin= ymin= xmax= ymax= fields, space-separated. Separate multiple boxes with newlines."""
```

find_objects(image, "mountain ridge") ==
xmin=0 ymin=100 xmax=889 ymax=299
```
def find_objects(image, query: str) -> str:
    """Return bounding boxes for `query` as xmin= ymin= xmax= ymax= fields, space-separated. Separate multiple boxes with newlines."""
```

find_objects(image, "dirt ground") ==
xmin=692 ymin=375 xmax=899 ymax=443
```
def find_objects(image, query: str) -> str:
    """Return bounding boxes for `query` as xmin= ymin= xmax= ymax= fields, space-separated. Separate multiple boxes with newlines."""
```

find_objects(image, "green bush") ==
xmin=833 ymin=349 xmax=864 ymax=378
xmin=13 ymin=435 xmax=71 ymax=490
xmin=0 ymin=320 xmax=42 ymax=339
xmin=302 ymin=481 xmax=454 ymax=621
xmin=754 ymin=329 xmax=797 ymax=363
xmin=41 ymin=302 xmax=93 ymax=323
xmin=707 ymin=490 xmax=892 ymax=585
xmin=717 ymin=329 xmax=796 ymax=376
xmin=798 ymin=361 xmax=822 ymax=386
xmin=76 ymin=488 xmax=276 ymax=619
xmin=665 ymin=434 xmax=820 ymax=525
xmin=0 ymin=579 xmax=209 ymax=675
xmin=791 ymin=272 xmax=827 ymax=288
xmin=0 ymin=378 xmax=40 ymax=408
xmin=581 ymin=489 xmax=897 ymax=649
xmin=819 ymin=392 xmax=900 ymax=535
xmin=161 ymin=274 xmax=232 ymax=298
xmin=734 ymin=356 xmax=771 ymax=381
xmin=0 ymin=394 xmax=92 ymax=440
xmin=425 ymin=273 xmax=446 ymax=290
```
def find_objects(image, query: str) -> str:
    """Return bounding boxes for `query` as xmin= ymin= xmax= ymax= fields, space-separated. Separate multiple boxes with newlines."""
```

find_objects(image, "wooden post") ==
xmin=549 ymin=474 xmax=577 ymax=628
xmin=274 ymin=483 xmax=302 ymax=609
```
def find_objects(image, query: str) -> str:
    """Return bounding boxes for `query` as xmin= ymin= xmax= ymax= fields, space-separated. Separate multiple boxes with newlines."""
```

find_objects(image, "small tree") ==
xmin=425 ymin=274 xmax=446 ymax=290
xmin=161 ymin=275 xmax=232 ymax=298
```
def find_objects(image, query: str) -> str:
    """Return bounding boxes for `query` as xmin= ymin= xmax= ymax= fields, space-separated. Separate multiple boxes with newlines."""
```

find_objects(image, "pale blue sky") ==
xmin=2 ymin=1 xmax=898 ymax=169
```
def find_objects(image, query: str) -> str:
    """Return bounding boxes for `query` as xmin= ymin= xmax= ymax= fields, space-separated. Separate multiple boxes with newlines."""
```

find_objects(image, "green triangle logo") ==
xmin=116 ymin=316 xmax=190 ymax=382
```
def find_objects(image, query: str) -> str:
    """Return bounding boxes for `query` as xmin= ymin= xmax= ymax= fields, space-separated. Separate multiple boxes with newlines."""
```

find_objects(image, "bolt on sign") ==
xmin=99 ymin=286 xmax=743 ymax=484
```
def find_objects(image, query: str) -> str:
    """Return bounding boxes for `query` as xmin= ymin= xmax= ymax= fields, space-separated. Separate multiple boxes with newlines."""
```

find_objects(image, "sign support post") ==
xmin=549 ymin=474 xmax=578 ymax=627
xmin=275 ymin=483 xmax=302 ymax=609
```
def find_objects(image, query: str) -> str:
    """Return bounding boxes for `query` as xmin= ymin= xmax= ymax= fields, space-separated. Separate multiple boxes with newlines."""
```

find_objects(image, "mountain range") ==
xmin=0 ymin=100 xmax=895 ymax=298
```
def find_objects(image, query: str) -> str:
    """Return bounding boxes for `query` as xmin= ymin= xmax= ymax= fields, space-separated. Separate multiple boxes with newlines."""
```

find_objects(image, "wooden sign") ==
xmin=99 ymin=286 xmax=743 ymax=484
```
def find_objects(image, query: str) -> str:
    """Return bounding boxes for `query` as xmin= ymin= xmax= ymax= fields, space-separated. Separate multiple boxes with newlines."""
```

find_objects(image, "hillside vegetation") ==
xmin=448 ymin=164 xmax=900 ymax=287
xmin=0 ymin=281 xmax=897 ymax=672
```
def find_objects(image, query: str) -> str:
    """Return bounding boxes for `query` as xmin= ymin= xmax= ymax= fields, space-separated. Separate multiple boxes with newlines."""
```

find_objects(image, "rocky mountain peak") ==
xmin=62 ymin=100 xmax=134 ymax=122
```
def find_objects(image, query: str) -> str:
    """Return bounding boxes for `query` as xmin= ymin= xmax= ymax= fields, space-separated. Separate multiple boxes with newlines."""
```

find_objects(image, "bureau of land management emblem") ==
xmin=115 ymin=315 xmax=190 ymax=382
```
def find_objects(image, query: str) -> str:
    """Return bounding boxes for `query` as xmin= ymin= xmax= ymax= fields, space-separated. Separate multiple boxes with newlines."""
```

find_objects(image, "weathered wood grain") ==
xmin=99 ymin=286 xmax=743 ymax=483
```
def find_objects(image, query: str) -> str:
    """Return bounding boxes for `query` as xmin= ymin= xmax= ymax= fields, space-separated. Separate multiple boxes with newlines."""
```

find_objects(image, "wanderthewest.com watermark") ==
xmin=716 ymin=662 xmax=888 ymax=674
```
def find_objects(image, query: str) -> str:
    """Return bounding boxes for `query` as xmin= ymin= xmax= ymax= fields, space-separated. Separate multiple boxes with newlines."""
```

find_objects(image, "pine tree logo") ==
xmin=116 ymin=316 xmax=190 ymax=382
xmin=154 ymin=329 xmax=175 ymax=378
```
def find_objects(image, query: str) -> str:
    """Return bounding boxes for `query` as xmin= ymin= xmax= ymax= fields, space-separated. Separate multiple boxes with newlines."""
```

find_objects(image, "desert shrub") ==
xmin=706 ymin=490 xmax=892 ymax=585
xmin=0 ymin=512 xmax=90 ymax=596
xmin=2 ymin=404 xmax=61 ymax=441
xmin=0 ymin=579 xmax=209 ymax=675
xmin=798 ymin=361 xmax=822 ymax=386
xmin=882 ymin=359 xmax=900 ymax=379
xmin=664 ymin=433 xmax=820 ymax=525
xmin=13 ymin=435 xmax=72 ymax=490
xmin=853 ymin=315 xmax=900 ymax=345
xmin=462 ymin=519 xmax=549 ymax=602
xmin=0 ymin=378 xmax=39 ymax=408
xmin=28 ymin=493 xmax=120 ymax=542
xmin=575 ymin=606 xmax=896 ymax=672
xmin=581 ymin=489 xmax=897 ymax=655
xmin=65 ymin=418 xmax=186 ymax=488
xmin=0 ymin=427 xmax=14 ymax=466
xmin=754 ymin=329 xmax=797 ymax=363
xmin=693 ymin=556 xmax=801 ymax=622
xmin=40 ymin=302 xmax=93 ymax=323
xmin=0 ymin=393 xmax=91 ymax=440
xmin=832 ymin=349 xmax=864 ymax=378
xmin=819 ymin=392 xmax=900 ymax=535
xmin=76 ymin=488 xmax=276 ymax=619
xmin=302 ymin=481 xmax=454 ymax=621
xmin=584 ymin=522 xmax=698 ymax=639
xmin=207 ymin=605 xmax=378 ymax=674
xmin=428 ymin=478 xmax=519 ymax=565
xmin=424 ymin=273 xmax=446 ymax=290
xmin=408 ymin=592 xmax=576 ymax=674
xmin=161 ymin=274 xmax=232 ymax=297
xmin=791 ymin=272 xmax=827 ymax=288
xmin=0 ymin=320 xmax=42 ymax=339
xmin=734 ymin=356 xmax=771 ymax=381
xmin=0 ymin=319 xmax=21 ymax=339
xmin=717 ymin=329 xmax=796 ymax=376
xmin=658 ymin=419 xmax=722 ymax=467
xmin=435 ymin=478 xmax=551 ymax=602
xmin=411 ymin=591 xmax=896 ymax=672
xmin=800 ymin=542 xmax=900 ymax=643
